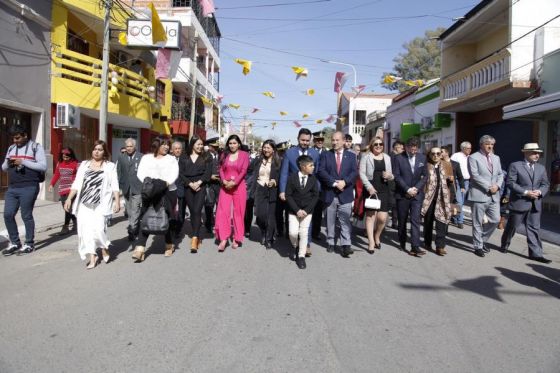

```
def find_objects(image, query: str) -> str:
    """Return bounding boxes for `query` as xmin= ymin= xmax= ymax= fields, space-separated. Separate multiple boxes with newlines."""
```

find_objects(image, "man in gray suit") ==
xmin=467 ymin=135 xmax=504 ymax=257
xmin=500 ymin=143 xmax=551 ymax=263
xmin=117 ymin=138 xmax=143 ymax=241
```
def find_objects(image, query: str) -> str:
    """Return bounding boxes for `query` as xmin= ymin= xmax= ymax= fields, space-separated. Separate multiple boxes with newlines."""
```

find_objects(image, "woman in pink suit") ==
xmin=216 ymin=135 xmax=250 ymax=251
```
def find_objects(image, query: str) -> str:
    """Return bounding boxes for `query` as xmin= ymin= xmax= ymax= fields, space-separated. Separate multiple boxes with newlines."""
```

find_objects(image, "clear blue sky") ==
xmin=214 ymin=0 xmax=477 ymax=144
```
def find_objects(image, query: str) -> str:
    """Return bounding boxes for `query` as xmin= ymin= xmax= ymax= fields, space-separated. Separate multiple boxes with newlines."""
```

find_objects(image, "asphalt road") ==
xmin=1 ymin=215 xmax=559 ymax=373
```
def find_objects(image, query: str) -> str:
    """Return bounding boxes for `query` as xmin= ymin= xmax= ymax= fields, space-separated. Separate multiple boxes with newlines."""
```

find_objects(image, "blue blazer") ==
xmin=393 ymin=152 xmax=427 ymax=201
xmin=279 ymin=146 xmax=320 ymax=194
xmin=317 ymin=149 xmax=358 ymax=205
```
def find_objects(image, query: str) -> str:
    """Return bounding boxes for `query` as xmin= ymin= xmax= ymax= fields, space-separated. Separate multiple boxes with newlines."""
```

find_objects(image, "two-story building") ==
xmin=337 ymin=92 xmax=396 ymax=145
xmin=438 ymin=0 xmax=560 ymax=169
xmin=125 ymin=0 xmax=222 ymax=142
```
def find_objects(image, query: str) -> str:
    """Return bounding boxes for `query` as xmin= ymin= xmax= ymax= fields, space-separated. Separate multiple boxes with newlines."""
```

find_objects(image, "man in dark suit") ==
xmin=279 ymin=128 xmax=320 ymax=256
xmin=204 ymin=138 xmax=221 ymax=233
xmin=318 ymin=131 xmax=358 ymax=257
xmin=393 ymin=137 xmax=427 ymax=256
xmin=500 ymin=143 xmax=551 ymax=263
xmin=311 ymin=131 xmax=326 ymax=239
xmin=117 ymin=138 xmax=143 ymax=241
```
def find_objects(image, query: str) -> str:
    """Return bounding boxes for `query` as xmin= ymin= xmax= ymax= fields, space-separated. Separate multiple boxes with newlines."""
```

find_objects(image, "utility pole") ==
xmin=99 ymin=0 xmax=112 ymax=142
xmin=189 ymin=36 xmax=198 ymax=141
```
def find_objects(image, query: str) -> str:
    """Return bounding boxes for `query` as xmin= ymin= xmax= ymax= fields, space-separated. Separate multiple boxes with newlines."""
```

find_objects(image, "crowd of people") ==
xmin=1 ymin=124 xmax=553 ymax=270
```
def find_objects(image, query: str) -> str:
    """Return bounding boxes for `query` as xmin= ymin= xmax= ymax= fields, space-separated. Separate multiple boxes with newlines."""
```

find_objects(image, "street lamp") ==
xmin=321 ymin=59 xmax=357 ymax=87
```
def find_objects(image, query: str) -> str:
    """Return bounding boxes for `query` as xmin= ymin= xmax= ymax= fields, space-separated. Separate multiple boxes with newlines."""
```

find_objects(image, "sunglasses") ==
xmin=430 ymin=152 xmax=441 ymax=156
xmin=373 ymin=143 xmax=383 ymax=146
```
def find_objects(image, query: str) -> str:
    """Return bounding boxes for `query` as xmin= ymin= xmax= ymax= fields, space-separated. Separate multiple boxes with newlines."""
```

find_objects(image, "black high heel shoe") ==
xmin=375 ymin=243 xmax=381 ymax=250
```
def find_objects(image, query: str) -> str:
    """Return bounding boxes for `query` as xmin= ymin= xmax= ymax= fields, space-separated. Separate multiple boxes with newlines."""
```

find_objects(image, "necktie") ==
xmin=336 ymin=151 xmax=342 ymax=174
xmin=529 ymin=163 xmax=534 ymax=177
xmin=486 ymin=154 xmax=493 ymax=173
xmin=301 ymin=176 xmax=306 ymax=188
xmin=301 ymin=149 xmax=307 ymax=156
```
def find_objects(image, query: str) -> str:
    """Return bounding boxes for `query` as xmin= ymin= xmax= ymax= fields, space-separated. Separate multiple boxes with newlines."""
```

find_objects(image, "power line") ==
xmin=217 ymin=0 xmax=331 ymax=10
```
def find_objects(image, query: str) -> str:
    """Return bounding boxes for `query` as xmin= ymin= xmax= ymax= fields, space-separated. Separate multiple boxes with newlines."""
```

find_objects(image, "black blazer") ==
xmin=285 ymin=172 xmax=319 ymax=215
xmin=451 ymin=160 xmax=465 ymax=189
xmin=179 ymin=154 xmax=212 ymax=187
xmin=248 ymin=156 xmax=280 ymax=202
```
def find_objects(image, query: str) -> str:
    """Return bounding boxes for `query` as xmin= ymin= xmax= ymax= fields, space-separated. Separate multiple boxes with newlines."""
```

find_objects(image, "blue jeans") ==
xmin=453 ymin=179 xmax=469 ymax=224
xmin=3 ymin=185 xmax=39 ymax=246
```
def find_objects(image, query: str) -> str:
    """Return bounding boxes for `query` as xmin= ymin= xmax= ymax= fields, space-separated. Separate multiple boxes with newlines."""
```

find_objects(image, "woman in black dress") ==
xmin=179 ymin=135 xmax=212 ymax=253
xmin=358 ymin=137 xmax=394 ymax=253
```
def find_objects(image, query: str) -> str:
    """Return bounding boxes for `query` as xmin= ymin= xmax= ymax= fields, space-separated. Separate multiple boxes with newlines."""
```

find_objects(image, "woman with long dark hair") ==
xmin=215 ymin=134 xmax=250 ymax=252
xmin=249 ymin=140 xmax=280 ymax=249
xmin=421 ymin=147 xmax=456 ymax=256
xmin=132 ymin=136 xmax=179 ymax=262
xmin=179 ymin=135 xmax=212 ymax=253
xmin=49 ymin=147 xmax=79 ymax=235
xmin=64 ymin=141 xmax=120 ymax=269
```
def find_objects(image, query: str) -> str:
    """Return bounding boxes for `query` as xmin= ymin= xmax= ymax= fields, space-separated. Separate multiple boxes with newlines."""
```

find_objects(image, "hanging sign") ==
xmin=127 ymin=20 xmax=181 ymax=49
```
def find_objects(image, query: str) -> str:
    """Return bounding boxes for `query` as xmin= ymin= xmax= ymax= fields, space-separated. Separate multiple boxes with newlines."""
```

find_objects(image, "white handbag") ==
xmin=364 ymin=194 xmax=381 ymax=210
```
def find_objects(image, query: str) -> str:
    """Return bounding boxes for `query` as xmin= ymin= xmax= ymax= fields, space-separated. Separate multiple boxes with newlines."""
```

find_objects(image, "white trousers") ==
xmin=288 ymin=213 xmax=312 ymax=258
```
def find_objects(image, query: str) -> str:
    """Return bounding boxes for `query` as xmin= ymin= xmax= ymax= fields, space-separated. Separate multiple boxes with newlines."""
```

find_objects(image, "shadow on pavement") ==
xmin=527 ymin=263 xmax=560 ymax=284
xmin=496 ymin=266 xmax=560 ymax=299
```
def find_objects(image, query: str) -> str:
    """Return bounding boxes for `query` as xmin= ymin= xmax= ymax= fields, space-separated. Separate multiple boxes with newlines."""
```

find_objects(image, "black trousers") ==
xmin=204 ymin=183 xmax=220 ymax=231
xmin=254 ymin=184 xmax=277 ymax=243
xmin=423 ymin=199 xmax=447 ymax=249
xmin=245 ymin=197 xmax=254 ymax=235
xmin=185 ymin=186 xmax=206 ymax=238
xmin=397 ymin=197 xmax=422 ymax=248
xmin=136 ymin=190 xmax=176 ymax=246
xmin=59 ymin=194 xmax=77 ymax=226
xmin=311 ymin=200 xmax=323 ymax=238
xmin=275 ymin=199 xmax=289 ymax=236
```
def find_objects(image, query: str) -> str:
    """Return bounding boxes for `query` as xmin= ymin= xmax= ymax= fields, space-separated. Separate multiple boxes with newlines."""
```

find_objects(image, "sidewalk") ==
xmin=1 ymin=199 xmax=560 ymax=246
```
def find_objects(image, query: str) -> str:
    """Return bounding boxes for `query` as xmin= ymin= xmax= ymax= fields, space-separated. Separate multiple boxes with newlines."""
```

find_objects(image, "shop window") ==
xmin=550 ymin=120 xmax=560 ymax=194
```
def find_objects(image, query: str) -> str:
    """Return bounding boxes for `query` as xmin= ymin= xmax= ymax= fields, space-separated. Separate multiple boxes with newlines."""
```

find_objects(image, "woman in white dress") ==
xmin=64 ymin=140 xmax=120 ymax=269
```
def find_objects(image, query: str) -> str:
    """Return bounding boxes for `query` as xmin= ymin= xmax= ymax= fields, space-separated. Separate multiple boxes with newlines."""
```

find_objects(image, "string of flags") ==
xmin=291 ymin=66 xmax=308 ymax=80
xmin=262 ymin=91 xmax=275 ymax=99
xmin=383 ymin=74 xmax=424 ymax=87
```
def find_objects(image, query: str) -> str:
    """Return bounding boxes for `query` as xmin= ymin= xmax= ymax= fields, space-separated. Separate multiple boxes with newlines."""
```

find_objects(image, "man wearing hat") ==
xmin=204 ymin=137 xmax=221 ymax=233
xmin=313 ymin=131 xmax=326 ymax=155
xmin=500 ymin=143 xmax=551 ymax=263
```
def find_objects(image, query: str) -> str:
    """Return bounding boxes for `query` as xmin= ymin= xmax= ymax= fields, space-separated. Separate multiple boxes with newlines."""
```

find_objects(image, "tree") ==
xmin=381 ymin=28 xmax=445 ymax=92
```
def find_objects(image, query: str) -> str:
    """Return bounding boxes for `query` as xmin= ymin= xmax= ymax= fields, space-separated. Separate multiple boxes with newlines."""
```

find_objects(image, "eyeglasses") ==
xmin=430 ymin=152 xmax=441 ymax=156
xmin=373 ymin=143 xmax=383 ymax=146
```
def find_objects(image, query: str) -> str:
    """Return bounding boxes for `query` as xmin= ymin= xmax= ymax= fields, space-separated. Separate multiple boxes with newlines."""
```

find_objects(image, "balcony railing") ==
xmin=52 ymin=47 xmax=150 ymax=101
xmin=171 ymin=0 xmax=221 ymax=54
xmin=442 ymin=49 xmax=511 ymax=101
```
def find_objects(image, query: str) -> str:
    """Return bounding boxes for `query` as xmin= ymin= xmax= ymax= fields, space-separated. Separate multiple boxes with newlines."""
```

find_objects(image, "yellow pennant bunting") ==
xmin=292 ymin=66 xmax=308 ymax=80
xmin=280 ymin=111 xmax=288 ymax=116
xmin=235 ymin=58 xmax=252 ymax=75
xmin=315 ymin=119 xmax=323 ymax=124
xmin=228 ymin=103 xmax=240 ymax=109
xmin=262 ymin=91 xmax=275 ymax=99
xmin=339 ymin=117 xmax=346 ymax=124
xmin=383 ymin=74 xmax=402 ymax=84
xmin=404 ymin=79 xmax=425 ymax=87
xmin=118 ymin=32 xmax=128 ymax=45
xmin=302 ymin=114 xmax=309 ymax=118
xmin=305 ymin=89 xmax=315 ymax=96
xmin=149 ymin=3 xmax=167 ymax=44
xmin=200 ymin=96 xmax=213 ymax=107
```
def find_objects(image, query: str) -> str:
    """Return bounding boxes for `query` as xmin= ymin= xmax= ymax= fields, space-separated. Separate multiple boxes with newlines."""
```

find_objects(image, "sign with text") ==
xmin=127 ymin=20 xmax=181 ymax=49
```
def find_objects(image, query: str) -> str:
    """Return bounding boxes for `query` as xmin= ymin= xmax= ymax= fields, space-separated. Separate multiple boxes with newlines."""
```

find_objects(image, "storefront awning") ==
xmin=503 ymin=91 xmax=560 ymax=120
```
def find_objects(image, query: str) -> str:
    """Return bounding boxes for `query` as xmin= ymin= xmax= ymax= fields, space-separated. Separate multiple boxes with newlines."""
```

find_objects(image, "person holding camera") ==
xmin=2 ymin=124 xmax=47 ymax=256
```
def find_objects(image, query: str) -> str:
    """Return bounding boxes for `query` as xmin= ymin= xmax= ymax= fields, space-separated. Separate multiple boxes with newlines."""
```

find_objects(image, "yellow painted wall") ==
xmin=442 ymin=44 xmax=477 ymax=77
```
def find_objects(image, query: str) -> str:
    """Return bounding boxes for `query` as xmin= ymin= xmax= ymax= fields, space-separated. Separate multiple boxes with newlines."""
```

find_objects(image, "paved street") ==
xmin=0 ymin=210 xmax=559 ymax=373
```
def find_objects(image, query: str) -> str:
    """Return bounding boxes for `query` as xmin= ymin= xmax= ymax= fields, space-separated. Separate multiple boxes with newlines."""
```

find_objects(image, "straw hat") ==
xmin=521 ymin=143 xmax=543 ymax=153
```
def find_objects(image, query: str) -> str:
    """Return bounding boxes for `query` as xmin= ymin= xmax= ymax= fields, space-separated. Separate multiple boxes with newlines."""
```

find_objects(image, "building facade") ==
xmin=0 ymin=0 xmax=53 ymax=199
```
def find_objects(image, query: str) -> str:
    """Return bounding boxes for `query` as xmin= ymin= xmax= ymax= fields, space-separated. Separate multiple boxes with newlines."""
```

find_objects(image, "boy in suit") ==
xmin=285 ymin=155 xmax=319 ymax=269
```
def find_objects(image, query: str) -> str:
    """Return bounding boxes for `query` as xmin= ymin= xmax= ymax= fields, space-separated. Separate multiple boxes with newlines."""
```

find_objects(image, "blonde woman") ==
xmin=64 ymin=141 xmax=120 ymax=269
xmin=421 ymin=147 xmax=456 ymax=256
xmin=359 ymin=137 xmax=394 ymax=253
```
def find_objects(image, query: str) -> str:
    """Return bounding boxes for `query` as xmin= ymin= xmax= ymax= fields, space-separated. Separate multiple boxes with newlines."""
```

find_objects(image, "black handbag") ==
xmin=140 ymin=205 xmax=169 ymax=235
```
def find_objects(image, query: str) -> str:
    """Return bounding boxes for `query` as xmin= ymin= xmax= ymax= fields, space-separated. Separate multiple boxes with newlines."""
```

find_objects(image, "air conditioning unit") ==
xmin=421 ymin=117 xmax=432 ymax=129
xmin=55 ymin=103 xmax=80 ymax=129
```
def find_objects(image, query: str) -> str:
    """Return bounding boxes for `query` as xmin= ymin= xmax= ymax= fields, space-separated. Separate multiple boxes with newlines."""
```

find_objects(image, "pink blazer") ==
xmin=219 ymin=150 xmax=250 ymax=187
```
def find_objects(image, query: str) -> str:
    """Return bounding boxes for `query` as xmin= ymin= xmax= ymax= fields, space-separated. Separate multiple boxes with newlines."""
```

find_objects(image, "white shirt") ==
xmin=137 ymin=154 xmax=179 ymax=191
xmin=451 ymin=151 xmax=470 ymax=179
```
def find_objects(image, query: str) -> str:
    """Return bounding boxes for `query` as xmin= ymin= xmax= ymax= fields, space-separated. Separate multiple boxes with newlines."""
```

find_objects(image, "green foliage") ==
xmin=381 ymin=28 xmax=445 ymax=92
